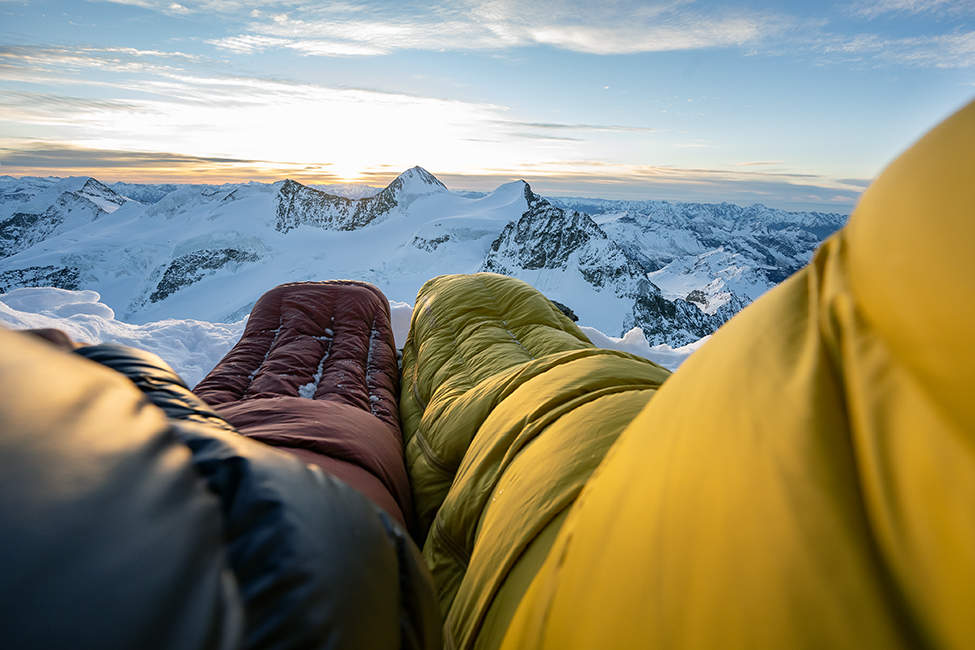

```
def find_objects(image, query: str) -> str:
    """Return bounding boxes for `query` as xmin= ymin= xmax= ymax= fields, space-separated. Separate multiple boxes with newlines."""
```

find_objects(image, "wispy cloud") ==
xmin=95 ymin=0 xmax=299 ymax=13
xmin=851 ymin=0 xmax=975 ymax=18
xmin=0 ymin=141 xmax=258 ymax=167
xmin=198 ymin=0 xmax=789 ymax=57
xmin=87 ymin=0 xmax=973 ymax=72
xmin=494 ymin=120 xmax=656 ymax=133
xmin=83 ymin=46 xmax=201 ymax=60
xmin=816 ymin=30 xmax=975 ymax=68
xmin=508 ymin=132 xmax=584 ymax=142
xmin=0 ymin=140 xmax=348 ymax=183
xmin=0 ymin=45 xmax=194 ymax=76
xmin=0 ymin=91 xmax=143 ymax=122
xmin=837 ymin=177 xmax=872 ymax=187
xmin=206 ymin=34 xmax=386 ymax=56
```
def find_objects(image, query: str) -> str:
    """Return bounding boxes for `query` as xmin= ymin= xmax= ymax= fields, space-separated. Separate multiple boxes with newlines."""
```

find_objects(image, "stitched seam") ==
xmin=412 ymin=426 xmax=455 ymax=476
xmin=365 ymin=315 xmax=380 ymax=415
xmin=433 ymin=513 xmax=471 ymax=566
xmin=243 ymin=313 xmax=284 ymax=397
xmin=298 ymin=316 xmax=334 ymax=399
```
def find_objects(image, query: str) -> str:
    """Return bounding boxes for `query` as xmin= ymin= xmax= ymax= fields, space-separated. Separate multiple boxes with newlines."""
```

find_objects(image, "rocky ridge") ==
xmin=484 ymin=185 xmax=749 ymax=345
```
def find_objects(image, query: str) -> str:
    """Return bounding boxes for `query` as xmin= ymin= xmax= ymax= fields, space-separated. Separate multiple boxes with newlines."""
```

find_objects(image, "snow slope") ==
xmin=0 ymin=287 xmax=699 ymax=387
xmin=0 ymin=287 xmax=245 ymax=387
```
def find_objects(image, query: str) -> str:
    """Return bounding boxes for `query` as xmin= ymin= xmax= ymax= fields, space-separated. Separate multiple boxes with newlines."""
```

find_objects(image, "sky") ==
xmin=0 ymin=0 xmax=973 ymax=211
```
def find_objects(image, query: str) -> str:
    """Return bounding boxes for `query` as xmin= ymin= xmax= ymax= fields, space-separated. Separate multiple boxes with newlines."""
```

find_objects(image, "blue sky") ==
xmin=1 ymin=0 xmax=972 ymax=211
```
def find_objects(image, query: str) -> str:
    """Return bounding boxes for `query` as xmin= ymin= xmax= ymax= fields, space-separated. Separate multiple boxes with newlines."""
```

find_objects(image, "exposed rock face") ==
xmin=483 ymin=184 xmax=751 ymax=345
xmin=0 ymin=265 xmax=80 ymax=292
xmin=0 ymin=211 xmax=60 ymax=258
xmin=1 ymin=178 xmax=127 ymax=258
xmin=411 ymin=234 xmax=451 ymax=252
xmin=275 ymin=179 xmax=396 ymax=233
xmin=149 ymin=249 xmax=260 ymax=303
xmin=628 ymin=290 xmax=747 ymax=346
xmin=686 ymin=289 xmax=708 ymax=306
xmin=550 ymin=300 xmax=579 ymax=322
xmin=483 ymin=184 xmax=647 ymax=289
xmin=274 ymin=167 xmax=445 ymax=234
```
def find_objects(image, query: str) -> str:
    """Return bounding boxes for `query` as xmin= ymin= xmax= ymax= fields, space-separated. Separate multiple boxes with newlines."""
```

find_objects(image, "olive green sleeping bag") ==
xmin=399 ymin=273 xmax=670 ymax=649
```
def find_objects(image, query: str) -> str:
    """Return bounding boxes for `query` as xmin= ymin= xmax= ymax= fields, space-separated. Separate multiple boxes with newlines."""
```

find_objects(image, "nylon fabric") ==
xmin=194 ymin=280 xmax=413 ymax=528
xmin=400 ymin=273 xmax=670 ymax=649
xmin=501 ymin=99 xmax=975 ymax=650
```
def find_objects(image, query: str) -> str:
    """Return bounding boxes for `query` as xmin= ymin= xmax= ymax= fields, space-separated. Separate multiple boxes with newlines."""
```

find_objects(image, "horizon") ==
xmin=1 ymin=0 xmax=973 ymax=212
xmin=0 ymin=165 xmax=856 ymax=215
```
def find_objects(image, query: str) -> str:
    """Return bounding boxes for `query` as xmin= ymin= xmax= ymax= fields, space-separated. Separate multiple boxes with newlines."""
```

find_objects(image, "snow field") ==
xmin=1 ymin=287 xmax=701 ymax=388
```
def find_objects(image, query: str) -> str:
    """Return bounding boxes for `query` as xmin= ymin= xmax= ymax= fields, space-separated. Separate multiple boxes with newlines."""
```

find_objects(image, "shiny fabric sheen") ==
xmin=194 ymin=280 xmax=413 ymax=528
xmin=501 ymin=100 xmax=975 ymax=650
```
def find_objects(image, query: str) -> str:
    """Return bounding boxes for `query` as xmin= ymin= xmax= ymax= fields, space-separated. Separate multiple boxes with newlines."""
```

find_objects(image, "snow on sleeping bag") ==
xmin=399 ymin=272 xmax=671 ymax=650
xmin=194 ymin=280 xmax=413 ymax=529
xmin=500 ymin=102 xmax=975 ymax=648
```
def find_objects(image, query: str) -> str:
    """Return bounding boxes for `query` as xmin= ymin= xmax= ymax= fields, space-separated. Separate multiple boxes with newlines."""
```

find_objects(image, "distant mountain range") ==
xmin=0 ymin=167 xmax=847 ymax=345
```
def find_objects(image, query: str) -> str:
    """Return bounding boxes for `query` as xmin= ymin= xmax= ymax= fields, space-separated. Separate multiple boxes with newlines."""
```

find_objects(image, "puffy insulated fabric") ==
xmin=0 ymin=328 xmax=442 ymax=650
xmin=194 ymin=281 xmax=413 ymax=529
xmin=501 ymin=102 xmax=975 ymax=648
xmin=0 ymin=329 xmax=242 ymax=650
xmin=399 ymin=273 xmax=670 ymax=649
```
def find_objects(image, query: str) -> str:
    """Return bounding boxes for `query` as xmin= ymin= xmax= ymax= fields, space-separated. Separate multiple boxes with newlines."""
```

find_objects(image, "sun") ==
xmin=330 ymin=160 xmax=366 ymax=183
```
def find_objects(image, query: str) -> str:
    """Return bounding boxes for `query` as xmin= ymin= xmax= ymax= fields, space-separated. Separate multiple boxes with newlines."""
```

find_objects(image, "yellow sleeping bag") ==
xmin=502 ymin=101 xmax=975 ymax=649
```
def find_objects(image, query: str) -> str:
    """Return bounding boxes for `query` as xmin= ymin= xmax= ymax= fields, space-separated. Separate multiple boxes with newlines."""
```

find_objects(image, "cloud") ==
xmin=494 ymin=120 xmax=656 ymax=133
xmin=95 ymin=0 xmax=299 ymax=13
xmin=87 ymin=0 xmax=969 ymax=71
xmin=201 ymin=0 xmax=789 ymax=57
xmin=508 ymin=132 xmax=584 ymax=142
xmin=206 ymin=34 xmax=385 ymax=56
xmin=79 ymin=47 xmax=200 ymax=60
xmin=0 ymin=141 xmax=257 ymax=167
xmin=837 ymin=177 xmax=873 ymax=187
xmin=0 ymin=91 xmax=141 ymax=113
xmin=524 ymin=17 xmax=766 ymax=54
xmin=0 ymin=45 xmax=194 ymax=75
xmin=817 ymin=30 xmax=975 ymax=68
xmin=851 ymin=0 xmax=975 ymax=18
xmin=0 ymin=141 xmax=353 ymax=184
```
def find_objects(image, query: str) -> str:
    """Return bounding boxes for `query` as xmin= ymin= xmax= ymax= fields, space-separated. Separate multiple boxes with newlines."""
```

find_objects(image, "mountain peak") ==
xmin=386 ymin=166 xmax=447 ymax=196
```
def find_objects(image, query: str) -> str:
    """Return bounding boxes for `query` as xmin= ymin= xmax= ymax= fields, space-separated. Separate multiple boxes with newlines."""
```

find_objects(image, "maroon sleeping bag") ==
xmin=194 ymin=281 xmax=413 ymax=529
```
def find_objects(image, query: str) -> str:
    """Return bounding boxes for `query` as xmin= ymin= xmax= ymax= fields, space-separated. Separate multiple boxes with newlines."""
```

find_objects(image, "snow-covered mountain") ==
xmin=0 ymin=168 xmax=847 ymax=346
xmin=553 ymin=197 xmax=845 ymax=309
xmin=0 ymin=176 xmax=130 ymax=258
